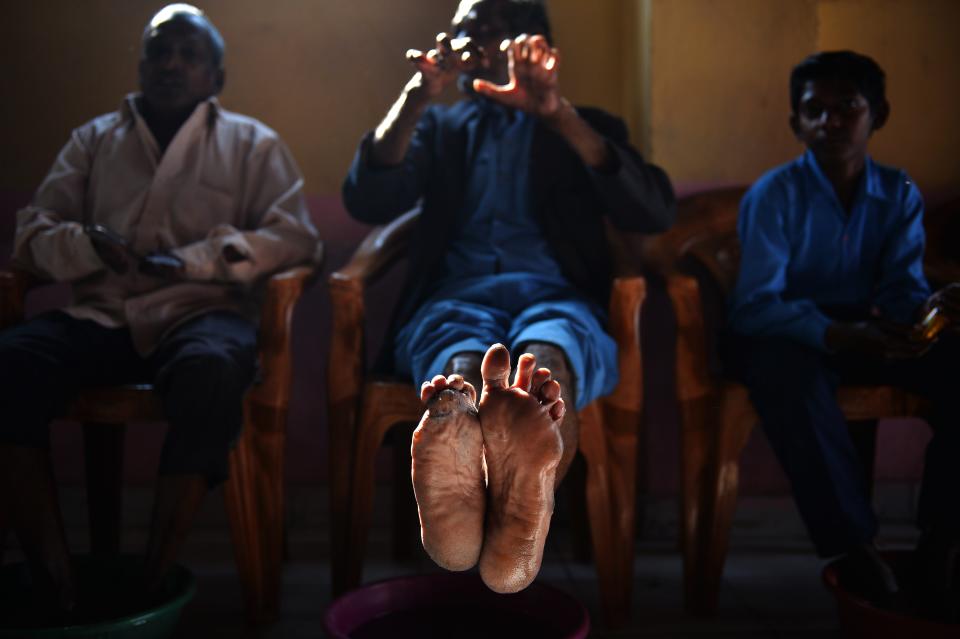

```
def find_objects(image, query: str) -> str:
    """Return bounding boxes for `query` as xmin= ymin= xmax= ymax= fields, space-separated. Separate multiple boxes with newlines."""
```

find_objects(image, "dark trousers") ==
xmin=0 ymin=311 xmax=258 ymax=486
xmin=724 ymin=333 xmax=959 ymax=557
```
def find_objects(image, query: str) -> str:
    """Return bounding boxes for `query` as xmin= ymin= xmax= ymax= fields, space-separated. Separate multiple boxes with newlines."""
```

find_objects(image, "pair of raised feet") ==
xmin=411 ymin=344 xmax=566 ymax=593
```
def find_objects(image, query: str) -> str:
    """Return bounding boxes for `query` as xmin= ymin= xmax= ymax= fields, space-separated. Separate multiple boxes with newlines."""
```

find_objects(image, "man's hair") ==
xmin=454 ymin=0 xmax=553 ymax=44
xmin=789 ymin=50 xmax=886 ymax=114
xmin=502 ymin=0 xmax=552 ymax=44
xmin=142 ymin=4 xmax=226 ymax=69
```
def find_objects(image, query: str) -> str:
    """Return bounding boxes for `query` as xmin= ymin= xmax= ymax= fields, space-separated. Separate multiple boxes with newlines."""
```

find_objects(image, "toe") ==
xmin=462 ymin=381 xmax=478 ymax=404
xmin=432 ymin=374 xmax=449 ymax=390
xmin=421 ymin=380 xmax=437 ymax=403
xmin=513 ymin=353 xmax=536 ymax=392
xmin=530 ymin=368 xmax=551 ymax=395
xmin=539 ymin=379 xmax=561 ymax=404
xmin=549 ymin=398 xmax=566 ymax=422
xmin=446 ymin=374 xmax=465 ymax=391
xmin=481 ymin=343 xmax=511 ymax=390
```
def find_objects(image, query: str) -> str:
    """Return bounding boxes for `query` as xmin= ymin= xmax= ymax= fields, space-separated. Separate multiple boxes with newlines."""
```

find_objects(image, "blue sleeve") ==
xmin=341 ymin=107 xmax=437 ymax=225
xmin=871 ymin=179 xmax=931 ymax=323
xmin=728 ymin=180 xmax=833 ymax=350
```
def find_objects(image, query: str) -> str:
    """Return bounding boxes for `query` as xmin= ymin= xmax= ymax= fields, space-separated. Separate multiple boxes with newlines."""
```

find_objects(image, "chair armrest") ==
xmin=666 ymin=271 xmax=714 ymax=402
xmin=330 ymin=207 xmax=420 ymax=289
xmin=327 ymin=207 xmax=419 ymax=417
xmin=248 ymin=264 xmax=317 ymax=408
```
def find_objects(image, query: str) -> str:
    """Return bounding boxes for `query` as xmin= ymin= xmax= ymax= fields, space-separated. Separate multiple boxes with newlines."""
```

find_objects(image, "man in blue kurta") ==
xmin=343 ymin=0 xmax=674 ymax=592
xmin=728 ymin=50 xmax=960 ymax=619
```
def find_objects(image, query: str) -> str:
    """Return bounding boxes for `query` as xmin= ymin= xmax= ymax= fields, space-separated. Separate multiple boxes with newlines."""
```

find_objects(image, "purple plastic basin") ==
xmin=324 ymin=573 xmax=590 ymax=639
xmin=822 ymin=550 xmax=958 ymax=639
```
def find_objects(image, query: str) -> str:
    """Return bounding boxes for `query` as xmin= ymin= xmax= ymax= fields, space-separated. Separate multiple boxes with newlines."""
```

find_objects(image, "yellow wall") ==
xmin=0 ymin=0 xmax=626 ymax=196
xmin=3 ymin=1 xmax=957 ymax=196
xmin=647 ymin=0 xmax=960 ymax=193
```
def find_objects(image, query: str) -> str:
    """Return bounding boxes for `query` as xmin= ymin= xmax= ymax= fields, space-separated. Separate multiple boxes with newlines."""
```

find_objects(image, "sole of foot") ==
xmin=477 ymin=344 xmax=565 ymax=593
xmin=411 ymin=374 xmax=485 ymax=571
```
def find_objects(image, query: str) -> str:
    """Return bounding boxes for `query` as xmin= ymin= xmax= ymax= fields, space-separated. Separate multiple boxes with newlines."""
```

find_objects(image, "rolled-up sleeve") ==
xmin=729 ymin=183 xmax=833 ymax=350
xmin=341 ymin=108 xmax=436 ymax=225
xmin=13 ymin=126 xmax=104 ymax=281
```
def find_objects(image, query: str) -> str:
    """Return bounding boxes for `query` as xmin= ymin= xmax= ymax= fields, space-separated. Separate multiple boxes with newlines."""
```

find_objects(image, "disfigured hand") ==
xmin=472 ymin=34 xmax=562 ymax=119
xmin=85 ymin=224 xmax=137 ymax=275
xmin=406 ymin=32 xmax=486 ymax=98
xmin=825 ymin=320 xmax=933 ymax=360
xmin=138 ymin=252 xmax=186 ymax=281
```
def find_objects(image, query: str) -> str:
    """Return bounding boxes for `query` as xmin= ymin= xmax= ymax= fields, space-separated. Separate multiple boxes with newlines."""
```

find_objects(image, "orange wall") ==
xmin=647 ymin=0 xmax=960 ymax=194
xmin=0 ymin=0 xmax=627 ymax=196
xmin=3 ymin=1 xmax=957 ymax=195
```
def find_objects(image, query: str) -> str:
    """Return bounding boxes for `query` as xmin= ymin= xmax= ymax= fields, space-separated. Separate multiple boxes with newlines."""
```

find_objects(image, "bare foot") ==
xmin=411 ymin=374 xmax=485 ymax=570
xmin=477 ymin=344 xmax=566 ymax=593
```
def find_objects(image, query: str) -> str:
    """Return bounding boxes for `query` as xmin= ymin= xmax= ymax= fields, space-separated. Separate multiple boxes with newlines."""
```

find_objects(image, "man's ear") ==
xmin=789 ymin=113 xmax=802 ymax=141
xmin=871 ymin=99 xmax=890 ymax=131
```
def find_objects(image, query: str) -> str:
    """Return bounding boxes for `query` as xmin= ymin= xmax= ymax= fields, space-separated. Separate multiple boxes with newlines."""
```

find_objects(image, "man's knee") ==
xmin=0 ymin=342 xmax=62 ymax=447
xmin=733 ymin=337 xmax=833 ymax=396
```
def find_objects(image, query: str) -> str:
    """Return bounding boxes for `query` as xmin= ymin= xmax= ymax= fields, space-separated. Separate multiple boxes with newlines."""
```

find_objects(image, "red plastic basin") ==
xmin=324 ymin=573 xmax=590 ymax=639
xmin=822 ymin=550 xmax=958 ymax=639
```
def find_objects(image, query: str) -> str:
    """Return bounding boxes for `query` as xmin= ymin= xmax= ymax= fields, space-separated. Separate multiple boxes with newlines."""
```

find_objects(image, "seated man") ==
xmin=727 ymin=50 xmax=959 ymax=619
xmin=342 ymin=0 xmax=674 ymax=593
xmin=0 ymin=4 xmax=320 ymax=612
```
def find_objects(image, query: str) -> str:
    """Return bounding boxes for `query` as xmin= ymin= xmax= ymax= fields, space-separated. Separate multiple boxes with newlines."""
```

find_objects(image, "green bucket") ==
xmin=0 ymin=555 xmax=196 ymax=639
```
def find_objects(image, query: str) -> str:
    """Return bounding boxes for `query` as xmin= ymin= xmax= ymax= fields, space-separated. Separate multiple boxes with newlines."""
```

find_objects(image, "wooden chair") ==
xmin=641 ymin=187 xmax=955 ymax=615
xmin=0 ymin=261 xmax=318 ymax=625
xmin=327 ymin=208 xmax=647 ymax=626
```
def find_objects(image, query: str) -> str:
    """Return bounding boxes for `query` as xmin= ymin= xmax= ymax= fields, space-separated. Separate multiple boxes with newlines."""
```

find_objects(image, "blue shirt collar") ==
xmin=801 ymin=149 xmax=888 ymax=203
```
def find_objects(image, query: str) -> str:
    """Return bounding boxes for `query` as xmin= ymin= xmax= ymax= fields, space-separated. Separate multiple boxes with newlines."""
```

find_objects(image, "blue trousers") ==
xmin=0 ymin=311 xmax=258 ymax=486
xmin=393 ymin=273 xmax=618 ymax=410
xmin=724 ymin=334 xmax=960 ymax=557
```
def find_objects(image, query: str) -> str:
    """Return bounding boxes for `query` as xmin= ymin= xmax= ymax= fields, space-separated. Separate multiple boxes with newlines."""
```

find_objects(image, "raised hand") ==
xmin=472 ymin=34 xmax=563 ymax=119
xmin=406 ymin=32 xmax=485 ymax=98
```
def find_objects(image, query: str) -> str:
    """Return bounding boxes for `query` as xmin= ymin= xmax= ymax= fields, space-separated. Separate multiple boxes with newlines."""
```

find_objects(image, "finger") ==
xmin=435 ymin=32 xmax=453 ymax=56
xmin=406 ymin=48 xmax=426 ymax=63
xmin=544 ymin=50 xmax=559 ymax=72
xmin=472 ymin=77 xmax=514 ymax=98
xmin=513 ymin=353 xmax=537 ymax=392
xmin=481 ymin=343 xmax=511 ymax=390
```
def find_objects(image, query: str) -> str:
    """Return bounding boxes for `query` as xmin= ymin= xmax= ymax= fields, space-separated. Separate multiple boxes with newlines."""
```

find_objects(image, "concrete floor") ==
xmin=3 ymin=485 xmax=923 ymax=638
xmin=169 ymin=489 xmax=922 ymax=638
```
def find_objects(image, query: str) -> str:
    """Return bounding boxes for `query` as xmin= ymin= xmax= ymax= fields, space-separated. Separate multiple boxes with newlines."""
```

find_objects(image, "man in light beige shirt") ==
xmin=0 ymin=4 xmax=319 ymax=612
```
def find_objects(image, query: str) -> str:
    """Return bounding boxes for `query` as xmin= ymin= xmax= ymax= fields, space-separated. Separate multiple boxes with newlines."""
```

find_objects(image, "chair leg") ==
xmin=564 ymin=454 xmax=592 ymax=563
xmin=392 ymin=429 xmax=420 ymax=561
xmin=682 ymin=392 xmax=754 ymax=615
xmin=82 ymin=422 xmax=125 ymax=556
xmin=345 ymin=414 xmax=409 ymax=589
xmin=578 ymin=402 xmax=636 ymax=628
xmin=224 ymin=403 xmax=287 ymax=625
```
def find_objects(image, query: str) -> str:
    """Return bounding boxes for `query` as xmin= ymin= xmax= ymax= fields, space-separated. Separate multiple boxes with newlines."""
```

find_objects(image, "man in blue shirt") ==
xmin=728 ymin=51 xmax=960 ymax=618
xmin=343 ymin=0 xmax=674 ymax=593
